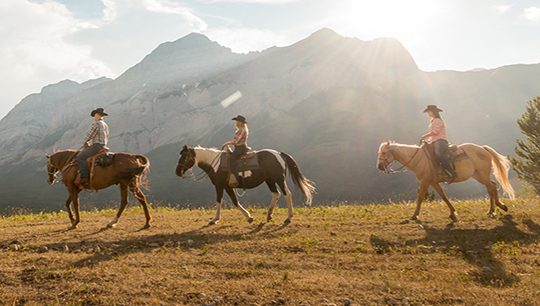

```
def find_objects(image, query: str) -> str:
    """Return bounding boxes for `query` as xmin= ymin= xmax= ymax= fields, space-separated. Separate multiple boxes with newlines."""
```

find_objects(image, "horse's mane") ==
xmin=382 ymin=140 xmax=420 ymax=149
xmin=194 ymin=145 xmax=222 ymax=153
xmin=51 ymin=150 xmax=79 ymax=169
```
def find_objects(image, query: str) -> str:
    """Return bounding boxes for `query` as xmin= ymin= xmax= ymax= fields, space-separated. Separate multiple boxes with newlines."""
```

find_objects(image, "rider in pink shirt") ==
xmin=420 ymin=105 xmax=456 ymax=181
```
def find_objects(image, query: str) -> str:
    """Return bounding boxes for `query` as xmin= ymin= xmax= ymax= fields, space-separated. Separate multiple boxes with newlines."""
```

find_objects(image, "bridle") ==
xmin=379 ymin=145 xmax=422 ymax=174
xmin=177 ymin=149 xmax=222 ymax=182
xmin=47 ymin=163 xmax=61 ymax=185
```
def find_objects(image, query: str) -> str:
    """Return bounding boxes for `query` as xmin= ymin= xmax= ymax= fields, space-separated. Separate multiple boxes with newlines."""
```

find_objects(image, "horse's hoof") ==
xmin=247 ymin=217 xmax=254 ymax=224
xmin=142 ymin=224 xmax=151 ymax=229
xmin=283 ymin=219 xmax=291 ymax=226
xmin=487 ymin=212 xmax=496 ymax=218
xmin=499 ymin=204 xmax=508 ymax=212
xmin=450 ymin=213 xmax=458 ymax=223
xmin=208 ymin=220 xmax=218 ymax=226
xmin=266 ymin=215 xmax=273 ymax=223
xmin=411 ymin=215 xmax=419 ymax=221
xmin=67 ymin=224 xmax=77 ymax=230
xmin=107 ymin=223 xmax=117 ymax=229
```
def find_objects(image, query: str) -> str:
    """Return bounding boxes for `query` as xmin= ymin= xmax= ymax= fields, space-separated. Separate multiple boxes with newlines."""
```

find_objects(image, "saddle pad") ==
xmin=219 ymin=152 xmax=259 ymax=172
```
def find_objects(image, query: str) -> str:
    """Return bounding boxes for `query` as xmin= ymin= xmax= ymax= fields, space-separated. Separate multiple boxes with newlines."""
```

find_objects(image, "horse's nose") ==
xmin=377 ymin=163 xmax=385 ymax=171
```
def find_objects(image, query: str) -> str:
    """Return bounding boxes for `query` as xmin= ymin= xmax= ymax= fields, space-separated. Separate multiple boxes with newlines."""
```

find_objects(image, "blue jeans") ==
xmin=433 ymin=139 xmax=454 ymax=176
xmin=76 ymin=143 xmax=104 ymax=179
xmin=230 ymin=145 xmax=248 ymax=184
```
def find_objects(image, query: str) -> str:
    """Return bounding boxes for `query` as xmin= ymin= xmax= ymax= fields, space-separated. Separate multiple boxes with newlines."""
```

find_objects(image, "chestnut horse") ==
xmin=377 ymin=141 xmax=515 ymax=222
xmin=46 ymin=150 xmax=151 ymax=229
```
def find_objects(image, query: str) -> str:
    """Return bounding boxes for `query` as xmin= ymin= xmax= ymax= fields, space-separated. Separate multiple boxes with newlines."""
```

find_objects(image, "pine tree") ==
xmin=510 ymin=97 xmax=540 ymax=194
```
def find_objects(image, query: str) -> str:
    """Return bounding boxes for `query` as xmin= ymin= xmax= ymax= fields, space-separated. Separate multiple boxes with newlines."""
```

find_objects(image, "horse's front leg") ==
xmin=69 ymin=189 xmax=81 ymax=229
xmin=65 ymin=193 xmax=74 ymax=225
xmin=225 ymin=187 xmax=254 ymax=223
xmin=209 ymin=186 xmax=224 ymax=225
xmin=412 ymin=181 xmax=429 ymax=221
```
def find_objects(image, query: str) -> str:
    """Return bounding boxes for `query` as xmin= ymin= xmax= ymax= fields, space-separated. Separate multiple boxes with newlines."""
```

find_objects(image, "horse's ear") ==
xmin=45 ymin=154 xmax=50 ymax=159
xmin=182 ymin=145 xmax=188 ymax=150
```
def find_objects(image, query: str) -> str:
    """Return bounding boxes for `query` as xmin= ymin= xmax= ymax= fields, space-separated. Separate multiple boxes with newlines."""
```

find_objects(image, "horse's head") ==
xmin=377 ymin=141 xmax=395 ymax=172
xmin=176 ymin=145 xmax=196 ymax=177
xmin=46 ymin=153 xmax=59 ymax=184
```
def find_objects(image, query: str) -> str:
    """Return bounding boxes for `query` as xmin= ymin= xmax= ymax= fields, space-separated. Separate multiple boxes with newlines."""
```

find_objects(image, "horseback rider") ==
xmin=420 ymin=105 xmax=456 ymax=182
xmin=76 ymin=108 xmax=109 ymax=185
xmin=223 ymin=115 xmax=249 ymax=187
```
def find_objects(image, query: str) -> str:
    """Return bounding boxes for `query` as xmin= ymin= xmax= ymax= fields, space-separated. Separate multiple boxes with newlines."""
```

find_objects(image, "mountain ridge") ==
xmin=0 ymin=28 xmax=539 ymax=210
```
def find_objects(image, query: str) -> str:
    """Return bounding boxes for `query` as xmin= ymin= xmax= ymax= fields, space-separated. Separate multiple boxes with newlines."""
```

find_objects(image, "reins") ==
xmin=384 ymin=145 xmax=423 ymax=174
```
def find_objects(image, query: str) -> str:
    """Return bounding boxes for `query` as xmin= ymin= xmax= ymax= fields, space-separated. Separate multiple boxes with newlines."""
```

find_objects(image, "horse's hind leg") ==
xmin=492 ymin=180 xmax=508 ymax=212
xmin=108 ymin=182 xmax=129 ymax=228
xmin=265 ymin=181 xmax=281 ymax=222
xmin=129 ymin=181 xmax=152 ymax=229
xmin=431 ymin=183 xmax=458 ymax=222
xmin=473 ymin=173 xmax=498 ymax=217
xmin=225 ymin=187 xmax=254 ymax=223
xmin=277 ymin=180 xmax=293 ymax=225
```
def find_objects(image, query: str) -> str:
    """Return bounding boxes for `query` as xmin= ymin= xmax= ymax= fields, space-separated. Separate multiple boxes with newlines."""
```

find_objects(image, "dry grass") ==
xmin=1 ymin=198 xmax=540 ymax=305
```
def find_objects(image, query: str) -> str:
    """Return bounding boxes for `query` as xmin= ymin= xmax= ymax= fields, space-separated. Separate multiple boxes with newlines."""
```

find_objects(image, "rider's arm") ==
xmin=421 ymin=119 xmax=442 ymax=140
xmin=83 ymin=122 xmax=98 ymax=145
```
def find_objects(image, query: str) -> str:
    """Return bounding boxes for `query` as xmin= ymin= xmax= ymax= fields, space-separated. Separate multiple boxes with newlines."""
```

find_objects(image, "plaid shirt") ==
xmin=83 ymin=119 xmax=109 ymax=145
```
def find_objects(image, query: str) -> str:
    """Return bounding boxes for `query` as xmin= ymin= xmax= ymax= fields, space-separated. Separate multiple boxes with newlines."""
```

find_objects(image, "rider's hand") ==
xmin=83 ymin=142 xmax=89 ymax=148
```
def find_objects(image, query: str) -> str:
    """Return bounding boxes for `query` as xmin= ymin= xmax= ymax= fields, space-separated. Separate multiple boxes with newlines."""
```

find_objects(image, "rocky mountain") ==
xmin=0 ymin=28 xmax=539 ymax=212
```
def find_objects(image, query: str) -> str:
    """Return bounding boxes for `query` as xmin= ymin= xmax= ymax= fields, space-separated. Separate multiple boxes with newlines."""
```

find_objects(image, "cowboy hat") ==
xmin=423 ymin=105 xmax=443 ymax=113
xmin=231 ymin=115 xmax=247 ymax=124
xmin=90 ymin=108 xmax=108 ymax=117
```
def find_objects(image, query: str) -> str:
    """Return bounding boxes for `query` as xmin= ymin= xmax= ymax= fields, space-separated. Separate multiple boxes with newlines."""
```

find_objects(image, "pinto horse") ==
xmin=46 ymin=150 xmax=152 ymax=229
xmin=377 ymin=141 xmax=515 ymax=222
xmin=176 ymin=145 xmax=316 ymax=225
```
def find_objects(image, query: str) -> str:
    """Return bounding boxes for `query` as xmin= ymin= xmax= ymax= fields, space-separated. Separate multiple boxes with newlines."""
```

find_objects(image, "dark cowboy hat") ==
xmin=423 ymin=105 xmax=443 ymax=113
xmin=232 ymin=115 xmax=247 ymax=124
xmin=90 ymin=108 xmax=108 ymax=117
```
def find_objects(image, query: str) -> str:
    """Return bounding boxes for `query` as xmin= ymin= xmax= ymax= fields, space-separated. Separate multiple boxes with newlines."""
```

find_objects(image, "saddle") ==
xmin=73 ymin=147 xmax=114 ymax=189
xmin=219 ymin=150 xmax=259 ymax=173
xmin=423 ymin=143 xmax=468 ymax=182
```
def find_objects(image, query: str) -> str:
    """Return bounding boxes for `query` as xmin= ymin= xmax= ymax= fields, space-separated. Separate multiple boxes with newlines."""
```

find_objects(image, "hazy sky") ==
xmin=1 ymin=0 xmax=540 ymax=119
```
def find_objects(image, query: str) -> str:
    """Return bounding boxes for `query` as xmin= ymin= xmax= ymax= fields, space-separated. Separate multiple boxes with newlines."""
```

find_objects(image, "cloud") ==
xmin=494 ymin=4 xmax=511 ymax=14
xmin=0 ymin=0 xmax=208 ymax=119
xmin=206 ymin=0 xmax=300 ymax=3
xmin=0 ymin=0 xmax=112 ymax=118
xmin=524 ymin=6 xmax=540 ymax=22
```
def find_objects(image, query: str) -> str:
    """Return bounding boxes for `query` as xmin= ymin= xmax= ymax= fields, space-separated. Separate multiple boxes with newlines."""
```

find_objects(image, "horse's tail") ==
xmin=483 ymin=146 xmax=515 ymax=199
xmin=280 ymin=152 xmax=316 ymax=206
xmin=132 ymin=155 xmax=150 ymax=190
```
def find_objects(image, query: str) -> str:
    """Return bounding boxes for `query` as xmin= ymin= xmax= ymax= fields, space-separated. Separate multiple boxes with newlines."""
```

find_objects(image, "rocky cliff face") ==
xmin=0 ymin=29 xmax=539 ymax=210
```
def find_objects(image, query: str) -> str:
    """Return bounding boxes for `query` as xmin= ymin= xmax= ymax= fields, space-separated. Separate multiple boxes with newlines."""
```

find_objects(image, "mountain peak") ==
xmin=310 ymin=27 xmax=341 ymax=39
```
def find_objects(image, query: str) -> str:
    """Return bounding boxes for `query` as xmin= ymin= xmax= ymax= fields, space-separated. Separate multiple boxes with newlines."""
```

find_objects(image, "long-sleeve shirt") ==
xmin=234 ymin=127 xmax=248 ymax=146
xmin=426 ymin=118 xmax=447 ymax=144
xmin=83 ymin=119 xmax=109 ymax=145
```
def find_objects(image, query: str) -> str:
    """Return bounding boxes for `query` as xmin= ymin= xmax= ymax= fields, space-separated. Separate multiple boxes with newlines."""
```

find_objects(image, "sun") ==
xmin=331 ymin=0 xmax=447 ymax=42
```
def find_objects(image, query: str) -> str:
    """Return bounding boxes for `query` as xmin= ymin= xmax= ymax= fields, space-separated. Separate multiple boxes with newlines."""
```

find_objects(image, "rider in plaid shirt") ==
xmin=76 ymin=108 xmax=109 ymax=184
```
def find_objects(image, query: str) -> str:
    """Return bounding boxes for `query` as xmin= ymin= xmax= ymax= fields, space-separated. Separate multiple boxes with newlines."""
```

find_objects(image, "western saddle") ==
xmin=72 ymin=147 xmax=113 ymax=189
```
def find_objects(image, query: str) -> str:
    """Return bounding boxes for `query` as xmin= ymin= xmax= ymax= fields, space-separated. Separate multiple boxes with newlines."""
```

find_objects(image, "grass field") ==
xmin=1 ymin=198 xmax=540 ymax=305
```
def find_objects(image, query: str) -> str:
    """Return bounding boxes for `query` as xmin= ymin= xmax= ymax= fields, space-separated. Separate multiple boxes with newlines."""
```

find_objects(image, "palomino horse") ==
xmin=46 ymin=150 xmax=152 ymax=229
xmin=176 ymin=145 xmax=316 ymax=225
xmin=377 ymin=142 xmax=515 ymax=222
